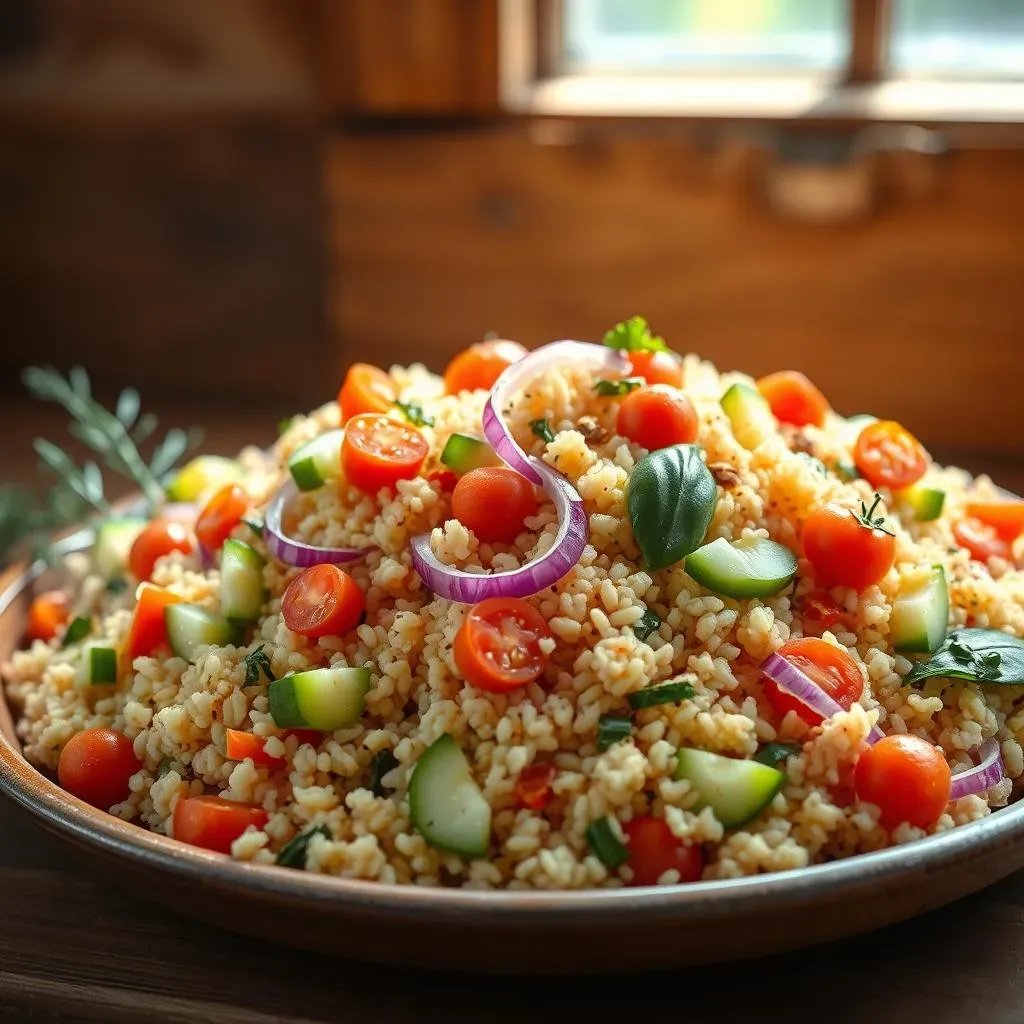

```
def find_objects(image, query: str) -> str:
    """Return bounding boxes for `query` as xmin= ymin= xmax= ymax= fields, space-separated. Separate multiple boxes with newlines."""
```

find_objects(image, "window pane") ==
xmin=564 ymin=0 xmax=847 ymax=73
xmin=891 ymin=0 xmax=1024 ymax=76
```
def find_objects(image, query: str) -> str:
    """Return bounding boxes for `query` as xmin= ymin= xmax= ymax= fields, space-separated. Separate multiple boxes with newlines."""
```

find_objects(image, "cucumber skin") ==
xmin=685 ymin=537 xmax=797 ymax=599
xmin=166 ymin=456 xmax=241 ymax=502
xmin=80 ymin=645 xmax=118 ymax=686
xmin=288 ymin=430 xmax=343 ymax=491
xmin=269 ymin=677 xmax=305 ymax=727
xmin=900 ymin=486 xmax=946 ymax=523
xmin=674 ymin=747 xmax=785 ymax=829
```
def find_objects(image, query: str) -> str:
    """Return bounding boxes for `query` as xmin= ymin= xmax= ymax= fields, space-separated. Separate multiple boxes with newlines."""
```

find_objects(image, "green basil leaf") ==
xmin=593 ymin=377 xmax=644 ymax=397
xmin=602 ymin=316 xmax=670 ymax=354
xmin=904 ymin=628 xmax=1024 ymax=687
xmin=627 ymin=444 xmax=717 ymax=571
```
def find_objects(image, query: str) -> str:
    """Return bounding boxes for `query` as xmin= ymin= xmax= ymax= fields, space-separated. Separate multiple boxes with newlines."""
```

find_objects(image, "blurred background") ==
xmin=0 ymin=0 xmax=1022 ymax=512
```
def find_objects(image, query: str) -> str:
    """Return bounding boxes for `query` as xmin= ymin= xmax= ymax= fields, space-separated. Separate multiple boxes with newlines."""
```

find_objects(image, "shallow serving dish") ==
xmin=2 ymin=536 xmax=1024 ymax=974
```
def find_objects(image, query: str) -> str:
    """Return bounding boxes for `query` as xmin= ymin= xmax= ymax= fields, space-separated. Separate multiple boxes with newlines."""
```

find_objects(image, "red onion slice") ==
xmin=482 ymin=340 xmax=631 ymax=485
xmin=410 ymin=456 xmax=586 ymax=602
xmin=950 ymin=737 xmax=1004 ymax=800
xmin=264 ymin=480 xmax=374 ymax=568
xmin=760 ymin=651 xmax=886 ymax=744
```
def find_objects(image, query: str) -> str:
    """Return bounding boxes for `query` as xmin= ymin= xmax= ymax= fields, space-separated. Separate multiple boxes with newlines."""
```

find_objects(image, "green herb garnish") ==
xmin=596 ymin=714 xmax=632 ymax=752
xmin=241 ymin=515 xmax=264 ymax=538
xmin=632 ymin=608 xmax=662 ymax=642
xmin=530 ymin=418 xmax=556 ymax=444
xmin=602 ymin=316 xmax=669 ymax=354
xmin=105 ymin=577 xmax=128 ymax=595
xmin=831 ymin=459 xmax=860 ymax=482
xmin=243 ymin=644 xmax=276 ymax=686
xmin=754 ymin=742 xmax=801 ymax=768
xmin=628 ymin=679 xmax=695 ymax=710
xmin=369 ymin=749 xmax=399 ymax=797
xmin=905 ymin=628 xmax=1022 ymax=688
xmin=855 ymin=493 xmax=895 ymax=537
xmin=277 ymin=416 xmax=296 ymax=437
xmin=276 ymin=824 xmax=331 ymax=869
xmin=586 ymin=816 xmax=630 ymax=868
xmin=593 ymin=377 xmax=644 ymax=397
xmin=394 ymin=400 xmax=435 ymax=428
xmin=61 ymin=616 xmax=92 ymax=648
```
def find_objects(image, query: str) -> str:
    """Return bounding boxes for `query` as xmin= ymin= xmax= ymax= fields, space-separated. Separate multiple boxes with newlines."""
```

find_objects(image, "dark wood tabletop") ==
xmin=3 ymin=400 xmax=1024 ymax=1023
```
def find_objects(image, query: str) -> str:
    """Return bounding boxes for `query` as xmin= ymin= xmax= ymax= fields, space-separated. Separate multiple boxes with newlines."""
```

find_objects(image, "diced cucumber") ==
xmin=165 ymin=455 xmax=242 ymax=502
xmin=220 ymin=539 xmax=266 ymax=622
xmin=897 ymin=485 xmax=946 ymax=523
xmin=408 ymin=734 xmax=491 ymax=858
xmin=93 ymin=518 xmax=147 ymax=577
xmin=721 ymin=383 xmax=776 ymax=450
xmin=288 ymin=429 xmax=344 ymax=491
xmin=674 ymin=747 xmax=785 ymax=829
xmin=269 ymin=666 xmax=370 ymax=731
xmin=685 ymin=536 xmax=797 ymax=599
xmin=76 ymin=644 xmax=118 ymax=686
xmin=890 ymin=564 xmax=949 ymax=654
xmin=439 ymin=433 xmax=498 ymax=474
xmin=164 ymin=604 xmax=243 ymax=662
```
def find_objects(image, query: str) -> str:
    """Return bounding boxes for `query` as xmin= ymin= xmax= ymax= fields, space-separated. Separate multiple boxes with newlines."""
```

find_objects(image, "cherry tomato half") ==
xmin=801 ymin=497 xmax=896 ymax=591
xmin=195 ymin=483 xmax=248 ymax=554
xmin=453 ymin=597 xmax=552 ymax=693
xmin=762 ymin=636 xmax=864 ymax=727
xmin=281 ymin=564 xmax=366 ymax=639
xmin=338 ymin=363 xmax=397 ymax=424
xmin=26 ymin=590 xmax=71 ymax=643
xmin=173 ymin=795 xmax=269 ymax=854
xmin=756 ymin=370 xmax=830 ymax=428
xmin=341 ymin=413 xmax=428 ymax=495
xmin=444 ymin=339 xmax=527 ymax=394
xmin=800 ymin=590 xmax=844 ymax=635
xmin=854 ymin=734 xmax=951 ymax=830
xmin=953 ymin=518 xmax=1013 ymax=563
xmin=627 ymin=350 xmax=684 ymax=388
xmin=514 ymin=763 xmax=557 ymax=810
xmin=123 ymin=584 xmax=181 ymax=663
xmin=964 ymin=500 xmax=1024 ymax=543
xmin=451 ymin=466 xmax=539 ymax=544
xmin=57 ymin=727 xmax=142 ymax=810
xmin=622 ymin=816 xmax=703 ymax=887
xmin=616 ymin=384 xmax=699 ymax=451
xmin=854 ymin=420 xmax=929 ymax=491
xmin=128 ymin=519 xmax=194 ymax=582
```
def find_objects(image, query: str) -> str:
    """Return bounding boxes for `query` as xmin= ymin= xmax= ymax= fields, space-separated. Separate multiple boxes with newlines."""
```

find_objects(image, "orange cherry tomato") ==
xmin=622 ymin=816 xmax=703 ymax=887
xmin=513 ymin=763 xmax=557 ymax=810
xmin=854 ymin=420 xmax=929 ymax=491
xmin=451 ymin=466 xmax=539 ymax=544
xmin=340 ymin=413 xmax=428 ymax=495
xmin=26 ymin=590 xmax=71 ymax=643
xmin=453 ymin=597 xmax=552 ymax=693
xmin=225 ymin=728 xmax=321 ymax=767
xmin=756 ymin=370 xmax=829 ymax=428
xmin=953 ymin=518 xmax=1013 ymax=563
xmin=128 ymin=519 xmax=194 ymax=582
xmin=801 ymin=497 xmax=896 ymax=591
xmin=763 ymin=636 xmax=864 ymax=727
xmin=195 ymin=483 xmax=248 ymax=554
xmin=964 ymin=500 xmax=1024 ymax=543
xmin=800 ymin=590 xmax=844 ymax=635
xmin=57 ymin=727 xmax=142 ymax=810
xmin=338 ymin=363 xmax=397 ymax=424
xmin=616 ymin=384 xmax=699 ymax=451
xmin=854 ymin=734 xmax=951 ymax=830
xmin=444 ymin=339 xmax=528 ymax=394
xmin=123 ymin=584 xmax=181 ymax=663
xmin=627 ymin=350 xmax=684 ymax=388
xmin=172 ymin=795 xmax=269 ymax=854
xmin=281 ymin=564 xmax=366 ymax=639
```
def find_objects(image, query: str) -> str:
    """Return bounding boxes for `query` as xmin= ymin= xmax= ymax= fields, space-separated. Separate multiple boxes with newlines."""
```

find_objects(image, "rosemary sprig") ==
xmin=855 ymin=493 xmax=895 ymax=537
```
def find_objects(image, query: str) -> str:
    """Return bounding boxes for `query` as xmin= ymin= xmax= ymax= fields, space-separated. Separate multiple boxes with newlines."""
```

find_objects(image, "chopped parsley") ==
xmin=369 ymin=749 xmax=399 ymax=797
xmin=593 ymin=377 xmax=644 ymax=397
xmin=530 ymin=418 xmax=556 ymax=444
xmin=596 ymin=714 xmax=632 ymax=752
xmin=632 ymin=608 xmax=662 ymax=642
xmin=61 ymin=615 xmax=92 ymax=648
xmin=394 ymin=400 xmax=434 ymax=428
xmin=276 ymin=824 xmax=331 ymax=869
xmin=602 ymin=316 xmax=669 ymax=354
xmin=243 ymin=644 xmax=276 ymax=686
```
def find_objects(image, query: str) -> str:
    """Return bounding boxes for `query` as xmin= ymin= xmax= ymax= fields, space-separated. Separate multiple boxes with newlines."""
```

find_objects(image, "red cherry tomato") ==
xmin=195 ymin=483 xmax=248 ymax=554
xmin=451 ymin=467 xmax=539 ymax=544
xmin=622 ymin=816 xmax=703 ymax=886
xmin=338 ymin=363 xmax=397 ymax=423
xmin=854 ymin=734 xmax=951 ymax=829
xmin=453 ymin=597 xmax=552 ymax=693
xmin=444 ymin=339 xmax=527 ymax=394
xmin=513 ymin=763 xmax=557 ymax=810
xmin=762 ymin=636 xmax=864 ymax=727
xmin=800 ymin=590 xmax=844 ymax=635
xmin=340 ymin=413 xmax=428 ymax=495
xmin=756 ymin=371 xmax=830 ymax=428
xmin=854 ymin=420 xmax=929 ymax=491
xmin=225 ymin=728 xmax=322 ymax=767
xmin=616 ymin=384 xmax=699 ymax=451
xmin=57 ymin=728 xmax=142 ymax=810
xmin=128 ymin=519 xmax=194 ymax=582
xmin=627 ymin=350 xmax=684 ymax=388
xmin=801 ymin=497 xmax=896 ymax=591
xmin=26 ymin=590 xmax=71 ymax=643
xmin=953 ymin=518 xmax=1013 ymax=563
xmin=281 ymin=564 xmax=366 ymax=639
xmin=172 ymin=795 xmax=269 ymax=854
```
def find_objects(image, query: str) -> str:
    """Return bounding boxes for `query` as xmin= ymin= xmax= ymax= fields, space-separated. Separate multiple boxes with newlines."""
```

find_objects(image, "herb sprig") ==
xmin=855 ymin=493 xmax=895 ymax=537
xmin=602 ymin=316 xmax=669 ymax=354
xmin=394 ymin=400 xmax=435 ymax=428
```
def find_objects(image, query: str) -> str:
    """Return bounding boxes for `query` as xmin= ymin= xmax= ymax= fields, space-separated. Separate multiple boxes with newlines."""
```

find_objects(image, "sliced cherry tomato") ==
xmin=281 ymin=564 xmax=365 ymax=639
xmin=172 ymin=795 xmax=269 ymax=854
xmin=26 ymin=590 xmax=71 ymax=643
xmin=195 ymin=483 xmax=248 ymax=554
xmin=338 ymin=363 xmax=397 ymax=423
xmin=953 ymin=518 xmax=1013 ymax=563
xmin=756 ymin=370 xmax=829 ymax=428
xmin=616 ymin=384 xmax=699 ymax=451
xmin=123 ymin=584 xmax=181 ymax=663
xmin=513 ymin=763 xmax=557 ymax=810
xmin=340 ymin=413 xmax=428 ymax=495
xmin=57 ymin=727 xmax=142 ymax=810
xmin=854 ymin=734 xmax=951 ymax=829
xmin=964 ymin=500 xmax=1024 ymax=543
xmin=854 ymin=420 xmax=929 ymax=490
xmin=451 ymin=466 xmax=539 ymax=544
xmin=801 ymin=496 xmax=896 ymax=591
xmin=622 ymin=815 xmax=703 ymax=887
xmin=800 ymin=590 xmax=843 ymax=635
xmin=762 ymin=636 xmax=864 ymax=727
xmin=453 ymin=597 xmax=552 ymax=693
xmin=225 ymin=728 xmax=322 ymax=767
xmin=627 ymin=350 xmax=684 ymax=388
xmin=128 ymin=519 xmax=194 ymax=582
xmin=444 ymin=339 xmax=527 ymax=394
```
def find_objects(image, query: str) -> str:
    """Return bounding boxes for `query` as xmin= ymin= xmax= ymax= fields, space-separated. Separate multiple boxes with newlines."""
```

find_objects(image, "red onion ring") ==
xmin=410 ymin=456 xmax=586 ymax=602
xmin=949 ymin=737 xmax=1004 ymax=800
xmin=482 ymin=340 xmax=630 ymax=485
xmin=264 ymin=480 xmax=375 ymax=568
